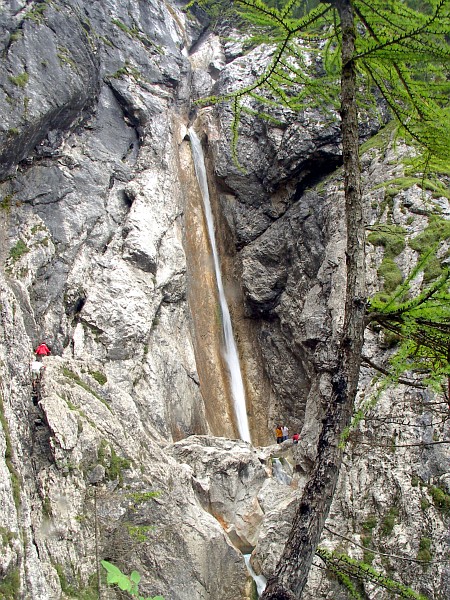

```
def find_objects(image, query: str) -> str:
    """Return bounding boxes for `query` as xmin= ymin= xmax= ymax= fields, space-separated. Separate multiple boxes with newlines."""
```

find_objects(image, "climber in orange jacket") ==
xmin=275 ymin=425 xmax=283 ymax=444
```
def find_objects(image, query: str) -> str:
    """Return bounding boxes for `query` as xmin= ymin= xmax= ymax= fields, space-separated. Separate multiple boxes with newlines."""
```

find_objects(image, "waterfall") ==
xmin=244 ymin=554 xmax=267 ymax=597
xmin=189 ymin=129 xmax=251 ymax=443
xmin=272 ymin=458 xmax=292 ymax=485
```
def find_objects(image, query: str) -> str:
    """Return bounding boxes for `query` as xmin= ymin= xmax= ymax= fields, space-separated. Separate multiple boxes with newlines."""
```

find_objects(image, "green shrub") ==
xmin=429 ymin=485 xmax=450 ymax=515
xmin=127 ymin=491 xmax=161 ymax=505
xmin=125 ymin=523 xmax=154 ymax=542
xmin=62 ymin=367 xmax=109 ymax=407
xmin=363 ymin=549 xmax=375 ymax=565
xmin=0 ymin=568 xmax=20 ymax=598
xmin=31 ymin=223 xmax=46 ymax=234
xmin=409 ymin=215 xmax=450 ymax=281
xmin=108 ymin=448 xmax=131 ymax=484
xmin=381 ymin=506 xmax=399 ymax=536
xmin=367 ymin=225 xmax=407 ymax=258
xmin=377 ymin=257 xmax=403 ymax=293
xmin=24 ymin=1 xmax=48 ymax=23
xmin=101 ymin=561 xmax=165 ymax=599
xmin=110 ymin=62 xmax=141 ymax=81
xmin=359 ymin=121 xmax=397 ymax=156
xmin=110 ymin=19 xmax=163 ymax=53
xmin=249 ymin=578 xmax=258 ymax=600
xmin=97 ymin=441 xmax=131 ymax=486
xmin=380 ymin=329 xmax=401 ymax=348
xmin=9 ymin=239 xmax=29 ymax=262
xmin=420 ymin=497 xmax=430 ymax=511
xmin=111 ymin=18 xmax=133 ymax=34
xmin=9 ymin=31 xmax=22 ymax=42
xmin=416 ymin=537 xmax=432 ymax=563
xmin=57 ymin=46 xmax=77 ymax=70
xmin=362 ymin=515 xmax=377 ymax=532
xmin=1 ymin=194 xmax=13 ymax=212
xmin=89 ymin=370 xmax=107 ymax=385
xmin=409 ymin=216 xmax=450 ymax=254
xmin=9 ymin=72 xmax=29 ymax=87
xmin=42 ymin=495 xmax=52 ymax=517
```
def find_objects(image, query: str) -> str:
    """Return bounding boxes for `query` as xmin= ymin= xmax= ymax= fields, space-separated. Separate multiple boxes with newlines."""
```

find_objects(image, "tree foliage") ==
xmin=316 ymin=549 xmax=429 ymax=600
xmin=101 ymin=561 xmax=164 ymax=600
xmin=193 ymin=0 xmax=450 ymax=166
xmin=368 ymin=254 xmax=450 ymax=391
xmin=340 ymin=245 xmax=450 ymax=442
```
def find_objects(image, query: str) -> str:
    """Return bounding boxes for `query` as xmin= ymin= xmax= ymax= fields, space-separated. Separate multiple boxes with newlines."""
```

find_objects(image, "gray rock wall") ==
xmin=248 ymin=141 xmax=450 ymax=599
xmin=0 ymin=1 xmax=250 ymax=597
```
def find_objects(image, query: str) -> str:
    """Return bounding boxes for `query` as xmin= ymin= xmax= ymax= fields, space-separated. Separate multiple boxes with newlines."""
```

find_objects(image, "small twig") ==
xmin=353 ymin=439 xmax=450 ymax=448
xmin=363 ymin=416 xmax=450 ymax=428
xmin=323 ymin=526 xmax=450 ymax=564
xmin=361 ymin=356 xmax=426 ymax=388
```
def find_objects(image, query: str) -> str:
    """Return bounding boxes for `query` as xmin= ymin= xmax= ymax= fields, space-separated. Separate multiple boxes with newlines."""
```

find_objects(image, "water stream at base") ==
xmin=244 ymin=554 xmax=267 ymax=597
xmin=272 ymin=458 xmax=292 ymax=486
xmin=189 ymin=129 xmax=251 ymax=443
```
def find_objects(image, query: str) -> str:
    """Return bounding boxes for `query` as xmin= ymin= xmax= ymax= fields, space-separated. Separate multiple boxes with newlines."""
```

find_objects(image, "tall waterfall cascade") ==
xmin=189 ymin=129 xmax=251 ymax=443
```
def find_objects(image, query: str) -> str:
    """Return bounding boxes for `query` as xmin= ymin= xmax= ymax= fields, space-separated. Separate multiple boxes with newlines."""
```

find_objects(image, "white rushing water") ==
xmin=244 ymin=554 xmax=267 ymax=597
xmin=189 ymin=129 xmax=251 ymax=443
xmin=272 ymin=458 xmax=292 ymax=486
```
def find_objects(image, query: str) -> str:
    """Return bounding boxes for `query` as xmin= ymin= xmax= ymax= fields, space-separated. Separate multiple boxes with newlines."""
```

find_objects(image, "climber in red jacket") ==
xmin=35 ymin=343 xmax=51 ymax=360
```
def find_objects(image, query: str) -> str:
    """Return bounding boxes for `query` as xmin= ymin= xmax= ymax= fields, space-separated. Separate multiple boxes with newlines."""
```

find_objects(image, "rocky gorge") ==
xmin=0 ymin=1 xmax=449 ymax=599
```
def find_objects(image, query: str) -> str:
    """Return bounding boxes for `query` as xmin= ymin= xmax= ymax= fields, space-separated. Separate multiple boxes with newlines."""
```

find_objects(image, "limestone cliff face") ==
xmin=0 ymin=2 xmax=251 ymax=598
xmin=0 ymin=2 xmax=448 ymax=600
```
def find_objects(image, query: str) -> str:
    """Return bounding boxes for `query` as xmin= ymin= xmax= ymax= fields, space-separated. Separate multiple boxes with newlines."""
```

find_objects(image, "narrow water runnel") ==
xmin=244 ymin=554 xmax=267 ymax=597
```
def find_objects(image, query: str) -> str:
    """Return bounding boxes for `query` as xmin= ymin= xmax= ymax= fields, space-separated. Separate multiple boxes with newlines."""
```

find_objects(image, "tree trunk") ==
xmin=260 ymin=0 xmax=366 ymax=597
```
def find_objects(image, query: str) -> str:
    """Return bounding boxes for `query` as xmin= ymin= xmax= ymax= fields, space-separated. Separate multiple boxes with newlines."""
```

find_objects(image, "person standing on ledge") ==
xmin=31 ymin=359 xmax=45 ymax=391
xmin=275 ymin=425 xmax=283 ymax=444
xmin=282 ymin=425 xmax=289 ymax=441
